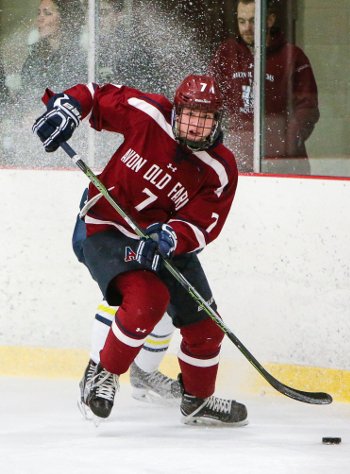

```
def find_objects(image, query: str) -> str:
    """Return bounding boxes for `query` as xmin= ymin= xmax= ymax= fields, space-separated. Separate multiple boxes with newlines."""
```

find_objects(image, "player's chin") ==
xmin=187 ymin=133 xmax=204 ymax=142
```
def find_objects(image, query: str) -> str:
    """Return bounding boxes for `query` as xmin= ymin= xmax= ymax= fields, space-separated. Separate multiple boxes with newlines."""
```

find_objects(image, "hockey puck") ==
xmin=322 ymin=437 xmax=341 ymax=445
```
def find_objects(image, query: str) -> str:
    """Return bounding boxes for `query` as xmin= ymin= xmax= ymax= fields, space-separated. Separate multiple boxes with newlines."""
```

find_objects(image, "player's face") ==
xmin=237 ymin=2 xmax=255 ymax=46
xmin=177 ymin=107 xmax=215 ymax=143
xmin=37 ymin=0 xmax=61 ymax=40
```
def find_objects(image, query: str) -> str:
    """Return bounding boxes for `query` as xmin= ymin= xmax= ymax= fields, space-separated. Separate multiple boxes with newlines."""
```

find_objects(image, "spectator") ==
xmin=21 ymin=0 xmax=87 ymax=102
xmin=209 ymin=0 xmax=319 ymax=174
xmin=4 ymin=0 xmax=88 ymax=168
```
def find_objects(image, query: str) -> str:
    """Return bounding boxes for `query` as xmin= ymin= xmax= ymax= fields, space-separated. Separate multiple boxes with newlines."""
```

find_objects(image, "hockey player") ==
xmin=33 ymin=74 xmax=248 ymax=426
xmin=73 ymin=196 xmax=182 ymax=406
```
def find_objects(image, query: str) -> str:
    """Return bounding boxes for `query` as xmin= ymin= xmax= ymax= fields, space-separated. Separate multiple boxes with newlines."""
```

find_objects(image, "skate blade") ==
xmin=132 ymin=387 xmax=180 ymax=406
xmin=92 ymin=415 xmax=104 ymax=427
xmin=77 ymin=399 xmax=93 ymax=421
xmin=77 ymin=400 xmax=105 ymax=427
xmin=181 ymin=415 xmax=249 ymax=427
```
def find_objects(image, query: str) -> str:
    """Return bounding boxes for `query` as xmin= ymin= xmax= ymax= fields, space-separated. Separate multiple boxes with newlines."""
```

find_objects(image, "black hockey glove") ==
xmin=32 ymin=93 xmax=81 ymax=152
xmin=136 ymin=223 xmax=178 ymax=272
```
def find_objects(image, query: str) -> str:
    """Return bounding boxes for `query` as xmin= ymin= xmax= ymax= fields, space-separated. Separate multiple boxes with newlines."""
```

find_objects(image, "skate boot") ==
xmin=78 ymin=359 xmax=97 ymax=420
xmin=130 ymin=362 xmax=182 ymax=404
xmin=85 ymin=363 xmax=119 ymax=420
xmin=181 ymin=393 xmax=248 ymax=426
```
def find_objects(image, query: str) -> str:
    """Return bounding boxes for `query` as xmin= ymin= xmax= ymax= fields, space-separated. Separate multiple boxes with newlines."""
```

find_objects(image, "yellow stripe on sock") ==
xmin=144 ymin=337 xmax=172 ymax=346
xmin=96 ymin=304 xmax=117 ymax=316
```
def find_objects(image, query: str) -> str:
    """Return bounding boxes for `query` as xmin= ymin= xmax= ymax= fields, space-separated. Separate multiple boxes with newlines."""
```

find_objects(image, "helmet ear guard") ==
xmin=172 ymin=74 xmax=223 ymax=151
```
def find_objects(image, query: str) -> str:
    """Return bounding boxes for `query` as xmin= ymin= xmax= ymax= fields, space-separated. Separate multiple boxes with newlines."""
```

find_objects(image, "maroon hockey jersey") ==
xmin=44 ymin=83 xmax=238 ymax=255
xmin=209 ymin=31 xmax=319 ymax=170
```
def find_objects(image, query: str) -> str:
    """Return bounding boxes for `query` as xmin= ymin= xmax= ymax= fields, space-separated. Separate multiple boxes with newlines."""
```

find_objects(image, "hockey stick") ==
xmin=61 ymin=141 xmax=332 ymax=406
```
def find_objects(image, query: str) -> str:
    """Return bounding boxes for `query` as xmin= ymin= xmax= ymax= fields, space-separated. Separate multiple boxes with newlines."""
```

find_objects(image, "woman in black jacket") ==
xmin=21 ymin=0 xmax=87 ymax=101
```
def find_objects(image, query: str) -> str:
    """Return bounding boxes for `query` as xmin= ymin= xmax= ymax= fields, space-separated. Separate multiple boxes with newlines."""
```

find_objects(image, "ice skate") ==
xmin=181 ymin=393 xmax=248 ymax=426
xmin=83 ymin=363 xmax=119 ymax=422
xmin=77 ymin=359 xmax=97 ymax=420
xmin=130 ymin=362 xmax=181 ymax=405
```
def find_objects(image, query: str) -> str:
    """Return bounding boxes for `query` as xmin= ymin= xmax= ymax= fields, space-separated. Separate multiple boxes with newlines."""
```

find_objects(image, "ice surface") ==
xmin=0 ymin=377 xmax=348 ymax=474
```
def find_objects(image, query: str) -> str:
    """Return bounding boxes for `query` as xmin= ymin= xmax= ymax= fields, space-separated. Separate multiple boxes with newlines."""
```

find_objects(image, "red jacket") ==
xmin=43 ymin=83 xmax=238 ymax=255
xmin=209 ymin=31 xmax=319 ymax=169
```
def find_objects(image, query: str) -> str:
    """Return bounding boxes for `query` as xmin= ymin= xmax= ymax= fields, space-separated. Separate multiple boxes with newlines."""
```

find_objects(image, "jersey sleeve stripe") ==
xmin=194 ymin=150 xmax=229 ymax=197
xmin=86 ymin=82 xmax=96 ymax=98
xmin=127 ymin=97 xmax=174 ymax=138
xmin=79 ymin=186 xmax=116 ymax=218
xmin=168 ymin=218 xmax=206 ymax=251
xmin=84 ymin=215 xmax=139 ymax=239
xmin=84 ymin=82 xmax=97 ymax=121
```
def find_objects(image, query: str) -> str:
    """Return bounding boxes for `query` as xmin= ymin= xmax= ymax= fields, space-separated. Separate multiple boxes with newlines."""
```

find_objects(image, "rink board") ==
xmin=1 ymin=169 xmax=349 ymax=401
xmin=1 ymin=345 xmax=349 ymax=403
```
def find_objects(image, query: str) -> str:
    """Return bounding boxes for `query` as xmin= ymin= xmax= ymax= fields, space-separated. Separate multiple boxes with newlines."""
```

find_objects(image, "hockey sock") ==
xmin=134 ymin=312 xmax=175 ymax=373
xmin=178 ymin=317 xmax=224 ymax=398
xmin=89 ymin=300 xmax=116 ymax=364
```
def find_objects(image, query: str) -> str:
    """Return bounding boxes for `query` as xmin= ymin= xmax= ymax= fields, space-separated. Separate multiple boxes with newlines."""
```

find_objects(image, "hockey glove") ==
xmin=32 ymin=93 xmax=81 ymax=152
xmin=136 ymin=223 xmax=178 ymax=272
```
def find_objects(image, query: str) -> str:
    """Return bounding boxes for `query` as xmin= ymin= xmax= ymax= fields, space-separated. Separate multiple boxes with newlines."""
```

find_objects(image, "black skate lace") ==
xmin=206 ymin=396 xmax=232 ymax=414
xmin=91 ymin=370 xmax=119 ymax=401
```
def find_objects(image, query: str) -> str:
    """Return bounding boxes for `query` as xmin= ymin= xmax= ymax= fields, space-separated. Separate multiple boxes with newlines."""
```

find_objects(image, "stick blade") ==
xmin=274 ymin=382 xmax=333 ymax=405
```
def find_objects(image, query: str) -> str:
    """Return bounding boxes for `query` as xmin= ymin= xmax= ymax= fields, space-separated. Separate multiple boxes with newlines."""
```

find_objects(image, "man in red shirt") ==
xmin=32 ymin=74 xmax=248 ymax=426
xmin=209 ymin=0 xmax=319 ymax=174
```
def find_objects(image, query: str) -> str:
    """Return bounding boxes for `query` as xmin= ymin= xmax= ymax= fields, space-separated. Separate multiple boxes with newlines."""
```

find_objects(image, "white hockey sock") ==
xmin=89 ymin=302 xmax=176 ymax=373
xmin=89 ymin=300 xmax=116 ymax=364
xmin=134 ymin=313 xmax=175 ymax=373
